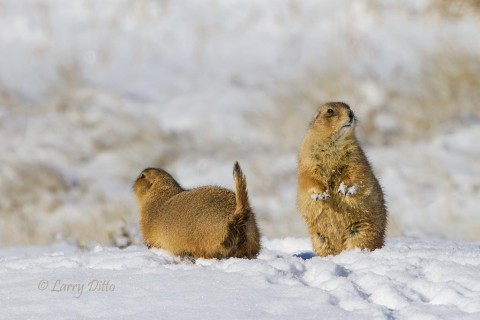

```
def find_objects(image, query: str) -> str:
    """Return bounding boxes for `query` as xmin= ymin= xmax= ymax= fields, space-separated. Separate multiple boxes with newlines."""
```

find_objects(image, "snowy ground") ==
xmin=1 ymin=237 xmax=480 ymax=319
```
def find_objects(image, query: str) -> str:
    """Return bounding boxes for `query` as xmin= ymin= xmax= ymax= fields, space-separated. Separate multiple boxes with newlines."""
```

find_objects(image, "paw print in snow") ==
xmin=311 ymin=192 xmax=330 ymax=201
xmin=338 ymin=182 xmax=357 ymax=196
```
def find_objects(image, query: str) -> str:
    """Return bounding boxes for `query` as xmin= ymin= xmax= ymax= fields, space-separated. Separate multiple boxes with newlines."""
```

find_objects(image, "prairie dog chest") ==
xmin=308 ymin=146 xmax=351 ymax=186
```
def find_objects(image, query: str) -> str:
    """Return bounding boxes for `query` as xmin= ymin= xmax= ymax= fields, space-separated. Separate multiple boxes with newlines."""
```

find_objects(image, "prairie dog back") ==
xmin=133 ymin=162 xmax=260 ymax=259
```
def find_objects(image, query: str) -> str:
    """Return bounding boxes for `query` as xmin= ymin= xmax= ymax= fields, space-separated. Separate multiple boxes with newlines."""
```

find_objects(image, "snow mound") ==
xmin=1 ymin=237 xmax=479 ymax=319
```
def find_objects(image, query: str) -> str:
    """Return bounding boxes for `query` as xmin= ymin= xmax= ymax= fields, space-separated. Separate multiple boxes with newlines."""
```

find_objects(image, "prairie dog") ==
xmin=297 ymin=102 xmax=387 ymax=257
xmin=133 ymin=162 xmax=260 ymax=259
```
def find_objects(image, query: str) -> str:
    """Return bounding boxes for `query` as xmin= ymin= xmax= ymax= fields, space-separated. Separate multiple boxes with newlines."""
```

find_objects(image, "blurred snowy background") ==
xmin=0 ymin=0 xmax=479 ymax=246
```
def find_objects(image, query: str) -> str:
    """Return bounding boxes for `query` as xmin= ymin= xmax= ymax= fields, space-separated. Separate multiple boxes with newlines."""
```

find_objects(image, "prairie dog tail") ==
xmin=233 ymin=161 xmax=250 ymax=217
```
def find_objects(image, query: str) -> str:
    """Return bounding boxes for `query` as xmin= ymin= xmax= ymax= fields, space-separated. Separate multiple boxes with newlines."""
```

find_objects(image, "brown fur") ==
xmin=133 ymin=162 xmax=261 ymax=259
xmin=297 ymin=102 xmax=387 ymax=257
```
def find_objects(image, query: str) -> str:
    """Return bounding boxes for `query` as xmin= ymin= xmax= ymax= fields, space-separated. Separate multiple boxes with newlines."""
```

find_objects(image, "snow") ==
xmin=338 ymin=182 xmax=357 ymax=196
xmin=311 ymin=191 xmax=330 ymax=201
xmin=370 ymin=126 xmax=480 ymax=240
xmin=338 ymin=183 xmax=347 ymax=195
xmin=347 ymin=186 xmax=356 ymax=196
xmin=1 ymin=237 xmax=480 ymax=319
xmin=1 ymin=0 xmax=479 ymax=244
xmin=0 ymin=0 xmax=479 ymax=317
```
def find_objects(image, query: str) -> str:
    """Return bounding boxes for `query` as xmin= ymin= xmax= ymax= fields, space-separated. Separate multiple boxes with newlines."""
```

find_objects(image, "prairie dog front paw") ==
xmin=338 ymin=182 xmax=357 ymax=196
xmin=310 ymin=191 xmax=330 ymax=200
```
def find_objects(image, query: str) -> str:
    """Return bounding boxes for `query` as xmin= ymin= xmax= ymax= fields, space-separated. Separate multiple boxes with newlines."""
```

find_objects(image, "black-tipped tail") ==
xmin=233 ymin=161 xmax=250 ymax=216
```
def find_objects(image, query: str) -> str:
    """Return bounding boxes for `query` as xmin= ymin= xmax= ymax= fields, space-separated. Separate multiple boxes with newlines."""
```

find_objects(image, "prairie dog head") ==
xmin=133 ymin=168 xmax=183 ymax=204
xmin=309 ymin=102 xmax=356 ymax=140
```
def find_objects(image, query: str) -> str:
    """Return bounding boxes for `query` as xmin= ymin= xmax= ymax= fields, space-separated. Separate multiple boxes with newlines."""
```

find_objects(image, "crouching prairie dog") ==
xmin=297 ymin=102 xmax=387 ymax=257
xmin=133 ymin=162 xmax=261 ymax=259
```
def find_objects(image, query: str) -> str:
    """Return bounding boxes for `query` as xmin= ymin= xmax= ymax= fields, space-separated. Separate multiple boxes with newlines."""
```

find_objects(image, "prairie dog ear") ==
xmin=309 ymin=108 xmax=322 ymax=127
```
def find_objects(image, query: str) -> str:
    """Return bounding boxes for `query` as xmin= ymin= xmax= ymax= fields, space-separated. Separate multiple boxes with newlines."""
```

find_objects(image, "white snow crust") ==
xmin=1 ymin=238 xmax=479 ymax=319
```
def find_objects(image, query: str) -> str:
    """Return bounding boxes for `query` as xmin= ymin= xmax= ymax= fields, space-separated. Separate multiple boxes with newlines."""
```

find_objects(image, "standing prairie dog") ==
xmin=297 ymin=102 xmax=387 ymax=257
xmin=133 ymin=162 xmax=260 ymax=259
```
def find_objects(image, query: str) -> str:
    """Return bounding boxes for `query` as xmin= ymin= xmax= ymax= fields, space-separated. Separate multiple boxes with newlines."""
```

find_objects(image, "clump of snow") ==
xmin=338 ymin=182 xmax=357 ymax=196
xmin=1 ymin=237 xmax=479 ymax=319
xmin=311 ymin=192 xmax=330 ymax=201
xmin=347 ymin=185 xmax=357 ymax=195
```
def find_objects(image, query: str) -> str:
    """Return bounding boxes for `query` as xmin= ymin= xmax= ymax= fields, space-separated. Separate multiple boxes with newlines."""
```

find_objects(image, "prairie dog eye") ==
xmin=326 ymin=108 xmax=334 ymax=115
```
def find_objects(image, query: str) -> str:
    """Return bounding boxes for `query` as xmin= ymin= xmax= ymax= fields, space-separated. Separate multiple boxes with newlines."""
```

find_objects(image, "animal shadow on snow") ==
xmin=294 ymin=251 xmax=316 ymax=260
